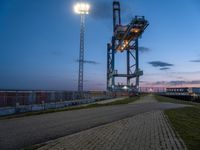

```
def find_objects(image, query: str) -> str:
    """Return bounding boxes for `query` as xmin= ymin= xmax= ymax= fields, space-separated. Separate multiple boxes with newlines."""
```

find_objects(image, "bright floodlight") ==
xmin=74 ymin=2 xmax=90 ymax=14
xmin=122 ymin=85 xmax=129 ymax=90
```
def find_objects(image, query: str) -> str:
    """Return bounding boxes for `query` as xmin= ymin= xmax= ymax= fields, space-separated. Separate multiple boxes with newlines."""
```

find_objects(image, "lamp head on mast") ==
xmin=74 ymin=2 xmax=90 ymax=15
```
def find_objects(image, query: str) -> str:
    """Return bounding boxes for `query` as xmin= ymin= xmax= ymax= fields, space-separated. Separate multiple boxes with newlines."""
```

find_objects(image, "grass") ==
xmin=165 ymin=107 xmax=200 ymax=150
xmin=154 ymin=94 xmax=198 ymax=106
xmin=155 ymin=95 xmax=200 ymax=150
xmin=0 ymin=96 xmax=139 ymax=120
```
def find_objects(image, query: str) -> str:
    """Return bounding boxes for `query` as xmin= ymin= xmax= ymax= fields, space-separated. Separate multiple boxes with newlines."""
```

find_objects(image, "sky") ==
xmin=0 ymin=0 xmax=200 ymax=90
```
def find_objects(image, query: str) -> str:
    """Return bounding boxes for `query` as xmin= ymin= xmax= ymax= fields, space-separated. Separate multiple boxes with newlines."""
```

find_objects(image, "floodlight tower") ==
xmin=74 ymin=2 xmax=90 ymax=93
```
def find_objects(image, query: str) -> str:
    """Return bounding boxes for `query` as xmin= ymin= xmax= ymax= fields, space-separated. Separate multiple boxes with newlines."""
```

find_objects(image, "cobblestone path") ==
xmin=37 ymin=111 xmax=187 ymax=150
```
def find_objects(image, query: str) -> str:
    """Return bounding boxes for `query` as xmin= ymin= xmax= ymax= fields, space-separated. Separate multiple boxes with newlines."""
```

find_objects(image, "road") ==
xmin=0 ymin=95 xmax=189 ymax=150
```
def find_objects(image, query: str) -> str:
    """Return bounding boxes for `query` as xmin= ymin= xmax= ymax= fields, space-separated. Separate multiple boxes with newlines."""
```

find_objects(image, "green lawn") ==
xmin=154 ymin=94 xmax=197 ymax=105
xmin=155 ymin=95 xmax=200 ymax=150
xmin=1 ymin=96 xmax=139 ymax=120
xmin=165 ymin=107 xmax=200 ymax=150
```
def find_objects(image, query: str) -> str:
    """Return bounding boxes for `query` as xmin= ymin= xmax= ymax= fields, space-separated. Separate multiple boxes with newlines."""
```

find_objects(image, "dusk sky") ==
xmin=0 ymin=0 xmax=200 ymax=90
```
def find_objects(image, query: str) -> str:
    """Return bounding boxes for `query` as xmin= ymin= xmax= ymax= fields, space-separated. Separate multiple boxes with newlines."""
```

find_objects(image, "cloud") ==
xmin=75 ymin=59 xmax=99 ymax=65
xmin=148 ymin=61 xmax=174 ymax=67
xmin=144 ymin=71 xmax=198 ymax=76
xmin=190 ymin=80 xmax=200 ymax=84
xmin=154 ymin=81 xmax=166 ymax=85
xmin=176 ymin=76 xmax=184 ymax=79
xmin=189 ymin=59 xmax=200 ymax=63
xmin=89 ymin=0 xmax=112 ymax=20
xmin=83 ymin=60 xmax=99 ymax=64
xmin=168 ymin=81 xmax=186 ymax=85
xmin=139 ymin=47 xmax=151 ymax=53
xmin=169 ymin=80 xmax=200 ymax=85
xmin=152 ymin=80 xmax=200 ymax=86
xmin=160 ymin=67 xmax=170 ymax=70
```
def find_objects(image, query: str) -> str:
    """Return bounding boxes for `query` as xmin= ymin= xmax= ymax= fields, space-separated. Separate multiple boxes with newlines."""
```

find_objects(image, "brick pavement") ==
xmin=37 ymin=110 xmax=187 ymax=150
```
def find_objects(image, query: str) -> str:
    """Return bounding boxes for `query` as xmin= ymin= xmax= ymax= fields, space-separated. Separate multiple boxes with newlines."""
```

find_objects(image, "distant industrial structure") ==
xmin=107 ymin=1 xmax=149 ymax=93
xmin=164 ymin=87 xmax=200 ymax=102
xmin=140 ymin=87 xmax=166 ymax=93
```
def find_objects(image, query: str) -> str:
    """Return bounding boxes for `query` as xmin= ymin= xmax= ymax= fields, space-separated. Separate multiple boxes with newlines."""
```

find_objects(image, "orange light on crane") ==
xmin=117 ymin=40 xmax=129 ymax=52
xmin=122 ymin=40 xmax=128 ymax=48
xmin=124 ymin=40 xmax=128 ymax=45
xmin=131 ymin=28 xmax=140 ymax=33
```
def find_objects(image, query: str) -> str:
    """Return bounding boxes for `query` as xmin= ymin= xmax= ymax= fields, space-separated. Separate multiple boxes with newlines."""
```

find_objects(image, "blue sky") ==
xmin=0 ymin=0 xmax=200 ymax=90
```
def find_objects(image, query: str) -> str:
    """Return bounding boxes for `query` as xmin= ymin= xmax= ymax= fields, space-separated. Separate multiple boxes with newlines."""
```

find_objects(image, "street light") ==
xmin=74 ymin=2 xmax=90 ymax=94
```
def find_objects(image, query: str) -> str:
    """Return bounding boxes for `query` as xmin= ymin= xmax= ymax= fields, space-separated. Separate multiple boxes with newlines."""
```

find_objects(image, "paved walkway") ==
xmin=0 ymin=95 xmax=189 ymax=150
xmin=38 ymin=111 xmax=186 ymax=150
xmin=133 ymin=94 xmax=157 ymax=104
xmin=36 ymin=95 xmax=187 ymax=150
xmin=96 ymin=97 xmax=128 ymax=104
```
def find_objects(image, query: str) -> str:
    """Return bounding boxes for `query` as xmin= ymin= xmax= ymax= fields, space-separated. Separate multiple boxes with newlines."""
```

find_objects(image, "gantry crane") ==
xmin=107 ymin=1 xmax=149 ymax=93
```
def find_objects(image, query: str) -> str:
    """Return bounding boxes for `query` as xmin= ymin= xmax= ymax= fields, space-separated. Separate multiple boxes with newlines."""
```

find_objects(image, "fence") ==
xmin=0 ymin=91 xmax=109 ymax=107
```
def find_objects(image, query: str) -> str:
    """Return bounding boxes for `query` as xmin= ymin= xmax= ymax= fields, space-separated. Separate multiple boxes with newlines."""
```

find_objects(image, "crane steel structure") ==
xmin=107 ymin=1 xmax=149 ymax=93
